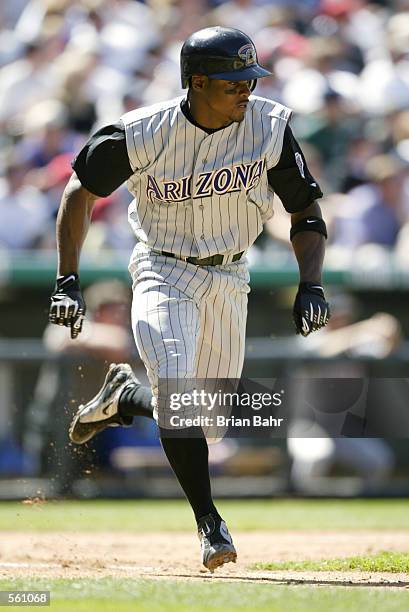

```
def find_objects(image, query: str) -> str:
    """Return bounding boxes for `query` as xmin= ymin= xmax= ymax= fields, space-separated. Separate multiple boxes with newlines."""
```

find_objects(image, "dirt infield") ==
xmin=1 ymin=532 xmax=408 ymax=587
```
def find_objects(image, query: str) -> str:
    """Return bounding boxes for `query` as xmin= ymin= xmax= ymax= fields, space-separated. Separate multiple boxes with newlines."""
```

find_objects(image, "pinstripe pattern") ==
xmin=129 ymin=246 xmax=249 ymax=427
xmin=123 ymin=94 xmax=290 ymax=427
xmin=122 ymin=95 xmax=291 ymax=258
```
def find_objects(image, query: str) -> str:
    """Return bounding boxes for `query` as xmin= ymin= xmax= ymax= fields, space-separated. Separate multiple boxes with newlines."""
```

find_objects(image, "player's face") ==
xmin=191 ymin=77 xmax=253 ymax=128
xmin=207 ymin=79 xmax=252 ymax=123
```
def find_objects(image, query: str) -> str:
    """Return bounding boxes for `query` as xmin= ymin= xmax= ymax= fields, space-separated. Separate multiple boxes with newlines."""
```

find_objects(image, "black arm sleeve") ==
xmin=267 ymin=125 xmax=323 ymax=213
xmin=72 ymin=122 xmax=133 ymax=197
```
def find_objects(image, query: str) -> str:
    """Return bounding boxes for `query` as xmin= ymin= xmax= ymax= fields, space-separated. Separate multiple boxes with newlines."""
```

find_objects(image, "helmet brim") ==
xmin=207 ymin=64 xmax=271 ymax=81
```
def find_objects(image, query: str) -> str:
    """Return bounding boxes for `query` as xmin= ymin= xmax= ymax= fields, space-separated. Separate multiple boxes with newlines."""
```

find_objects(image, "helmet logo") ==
xmin=238 ymin=43 xmax=256 ymax=66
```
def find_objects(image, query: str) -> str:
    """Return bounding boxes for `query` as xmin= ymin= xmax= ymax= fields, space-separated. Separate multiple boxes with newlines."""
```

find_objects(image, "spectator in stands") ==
xmin=17 ymin=97 xmax=81 ymax=168
xmin=287 ymin=292 xmax=400 ymax=494
xmin=296 ymin=88 xmax=359 ymax=191
xmin=26 ymin=152 xmax=74 ymax=224
xmin=0 ymin=0 xmax=408 ymax=258
xmin=332 ymin=154 xmax=407 ymax=249
xmin=0 ymin=157 xmax=50 ymax=249
xmin=0 ymin=34 xmax=61 ymax=127
xmin=208 ymin=0 xmax=276 ymax=38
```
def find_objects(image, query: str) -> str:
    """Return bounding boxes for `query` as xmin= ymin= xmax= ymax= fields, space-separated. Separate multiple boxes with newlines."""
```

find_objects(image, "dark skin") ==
xmin=291 ymin=201 xmax=325 ymax=285
xmin=56 ymin=78 xmax=324 ymax=321
xmin=56 ymin=174 xmax=98 ymax=276
xmin=188 ymin=76 xmax=252 ymax=129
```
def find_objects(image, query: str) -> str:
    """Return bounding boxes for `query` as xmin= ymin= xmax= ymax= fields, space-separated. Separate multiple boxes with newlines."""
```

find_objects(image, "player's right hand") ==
xmin=49 ymin=273 xmax=86 ymax=339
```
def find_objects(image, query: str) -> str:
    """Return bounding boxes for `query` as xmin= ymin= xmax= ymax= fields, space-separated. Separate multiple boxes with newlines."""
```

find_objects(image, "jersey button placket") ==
xmin=192 ymin=145 xmax=211 ymax=255
xmin=199 ymin=200 xmax=205 ymax=241
xmin=198 ymin=200 xmax=206 ymax=243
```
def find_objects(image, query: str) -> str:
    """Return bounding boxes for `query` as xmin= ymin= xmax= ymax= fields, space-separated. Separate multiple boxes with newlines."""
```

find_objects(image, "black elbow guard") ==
xmin=290 ymin=216 xmax=327 ymax=241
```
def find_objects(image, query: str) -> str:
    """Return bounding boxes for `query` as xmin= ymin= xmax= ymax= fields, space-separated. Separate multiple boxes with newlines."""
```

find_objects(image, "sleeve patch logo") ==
xmin=295 ymin=152 xmax=305 ymax=179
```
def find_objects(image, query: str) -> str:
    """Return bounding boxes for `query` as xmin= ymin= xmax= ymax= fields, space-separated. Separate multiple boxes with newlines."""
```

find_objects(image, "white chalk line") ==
xmin=0 ymin=562 xmax=59 ymax=569
xmin=0 ymin=562 xmax=407 ymax=589
xmin=0 ymin=561 xmax=149 ymax=571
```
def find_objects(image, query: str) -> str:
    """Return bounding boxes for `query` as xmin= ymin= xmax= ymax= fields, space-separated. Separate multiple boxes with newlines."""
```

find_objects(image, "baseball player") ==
xmin=48 ymin=27 xmax=330 ymax=572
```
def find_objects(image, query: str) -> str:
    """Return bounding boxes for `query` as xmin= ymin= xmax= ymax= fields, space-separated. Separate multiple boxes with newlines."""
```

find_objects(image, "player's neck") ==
xmin=187 ymin=95 xmax=232 ymax=131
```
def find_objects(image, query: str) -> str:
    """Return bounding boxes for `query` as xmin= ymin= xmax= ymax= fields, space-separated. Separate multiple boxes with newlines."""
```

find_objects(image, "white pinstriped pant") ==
xmin=128 ymin=245 xmax=250 ymax=427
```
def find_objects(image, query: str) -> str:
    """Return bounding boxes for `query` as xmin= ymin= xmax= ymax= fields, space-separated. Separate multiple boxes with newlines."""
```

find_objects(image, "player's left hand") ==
xmin=49 ymin=273 xmax=86 ymax=339
xmin=293 ymin=282 xmax=330 ymax=337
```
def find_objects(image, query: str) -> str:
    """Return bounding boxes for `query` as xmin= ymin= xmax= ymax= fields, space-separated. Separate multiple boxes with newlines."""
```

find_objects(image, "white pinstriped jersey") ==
xmin=121 ymin=95 xmax=292 ymax=258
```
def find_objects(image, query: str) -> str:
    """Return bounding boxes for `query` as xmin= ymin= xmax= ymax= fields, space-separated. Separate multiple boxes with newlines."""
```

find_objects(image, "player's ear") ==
xmin=191 ymin=75 xmax=208 ymax=92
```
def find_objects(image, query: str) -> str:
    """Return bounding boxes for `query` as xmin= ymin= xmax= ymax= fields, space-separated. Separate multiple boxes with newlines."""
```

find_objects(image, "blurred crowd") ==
xmin=2 ymin=0 xmax=409 ymax=492
xmin=0 ymin=0 xmax=409 ymax=264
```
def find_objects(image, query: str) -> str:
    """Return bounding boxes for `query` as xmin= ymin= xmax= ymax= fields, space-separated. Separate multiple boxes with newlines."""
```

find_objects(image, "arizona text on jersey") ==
xmin=122 ymin=95 xmax=291 ymax=259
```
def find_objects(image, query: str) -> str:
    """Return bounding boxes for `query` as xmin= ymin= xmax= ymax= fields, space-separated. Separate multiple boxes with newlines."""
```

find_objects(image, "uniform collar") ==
xmin=180 ymin=98 xmax=233 ymax=135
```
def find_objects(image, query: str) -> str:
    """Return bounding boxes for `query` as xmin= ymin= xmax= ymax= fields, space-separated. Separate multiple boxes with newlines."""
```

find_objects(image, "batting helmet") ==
xmin=180 ymin=27 xmax=271 ymax=89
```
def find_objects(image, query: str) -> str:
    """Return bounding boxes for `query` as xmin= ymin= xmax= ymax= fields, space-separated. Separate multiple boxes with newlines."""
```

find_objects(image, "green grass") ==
xmin=1 ymin=499 xmax=409 ymax=532
xmin=0 ymin=578 xmax=408 ymax=612
xmin=1 ymin=501 xmax=409 ymax=610
xmin=255 ymin=551 xmax=409 ymax=573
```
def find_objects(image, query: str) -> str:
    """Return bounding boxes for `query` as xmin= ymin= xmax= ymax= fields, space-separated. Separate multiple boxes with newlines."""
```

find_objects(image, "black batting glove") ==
xmin=49 ymin=273 xmax=86 ymax=339
xmin=293 ymin=282 xmax=330 ymax=337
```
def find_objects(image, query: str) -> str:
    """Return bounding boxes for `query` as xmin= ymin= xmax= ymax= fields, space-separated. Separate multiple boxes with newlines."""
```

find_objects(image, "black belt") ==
xmin=159 ymin=251 xmax=244 ymax=266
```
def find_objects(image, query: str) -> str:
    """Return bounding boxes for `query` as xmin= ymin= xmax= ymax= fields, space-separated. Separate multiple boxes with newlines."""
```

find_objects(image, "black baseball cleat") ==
xmin=197 ymin=513 xmax=237 ymax=572
xmin=69 ymin=363 xmax=139 ymax=444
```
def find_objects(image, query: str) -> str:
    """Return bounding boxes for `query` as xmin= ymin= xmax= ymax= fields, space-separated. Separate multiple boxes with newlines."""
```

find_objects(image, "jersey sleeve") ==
xmin=72 ymin=122 xmax=133 ymax=197
xmin=267 ymin=125 xmax=323 ymax=213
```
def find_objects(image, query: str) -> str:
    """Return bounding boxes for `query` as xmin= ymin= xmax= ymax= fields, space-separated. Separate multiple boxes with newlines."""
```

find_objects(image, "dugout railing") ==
xmin=0 ymin=339 xmax=409 ymax=500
